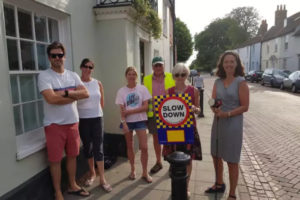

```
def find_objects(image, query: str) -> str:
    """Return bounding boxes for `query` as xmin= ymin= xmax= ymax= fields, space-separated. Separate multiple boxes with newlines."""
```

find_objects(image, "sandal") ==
xmin=128 ymin=172 xmax=136 ymax=180
xmin=205 ymin=183 xmax=226 ymax=193
xmin=67 ymin=187 xmax=90 ymax=197
xmin=84 ymin=176 xmax=95 ymax=186
xmin=100 ymin=183 xmax=112 ymax=193
xmin=141 ymin=175 xmax=153 ymax=183
xmin=187 ymin=191 xmax=191 ymax=199
xmin=227 ymin=195 xmax=236 ymax=199
xmin=150 ymin=163 xmax=163 ymax=174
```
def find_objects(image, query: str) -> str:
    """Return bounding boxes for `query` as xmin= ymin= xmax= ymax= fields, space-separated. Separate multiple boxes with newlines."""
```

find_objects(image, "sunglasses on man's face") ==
xmin=174 ymin=73 xmax=187 ymax=78
xmin=50 ymin=53 xmax=64 ymax=59
xmin=154 ymin=64 xmax=163 ymax=68
xmin=82 ymin=65 xmax=94 ymax=70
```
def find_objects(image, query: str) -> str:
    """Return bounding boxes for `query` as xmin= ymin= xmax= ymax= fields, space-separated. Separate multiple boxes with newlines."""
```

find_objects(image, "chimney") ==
xmin=275 ymin=4 xmax=287 ymax=28
xmin=257 ymin=20 xmax=268 ymax=36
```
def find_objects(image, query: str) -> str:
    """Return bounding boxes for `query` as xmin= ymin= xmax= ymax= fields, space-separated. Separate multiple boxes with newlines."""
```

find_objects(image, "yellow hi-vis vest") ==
xmin=143 ymin=72 xmax=175 ymax=117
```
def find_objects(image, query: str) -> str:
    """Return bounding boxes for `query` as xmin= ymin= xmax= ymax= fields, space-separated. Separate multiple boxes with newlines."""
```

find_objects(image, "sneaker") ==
xmin=150 ymin=163 xmax=163 ymax=174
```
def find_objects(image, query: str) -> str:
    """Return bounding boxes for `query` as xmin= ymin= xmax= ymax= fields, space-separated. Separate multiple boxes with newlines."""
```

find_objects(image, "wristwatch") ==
xmin=63 ymin=90 xmax=69 ymax=97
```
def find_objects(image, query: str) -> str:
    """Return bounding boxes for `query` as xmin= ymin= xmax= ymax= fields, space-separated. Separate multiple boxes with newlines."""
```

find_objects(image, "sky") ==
xmin=175 ymin=0 xmax=300 ymax=65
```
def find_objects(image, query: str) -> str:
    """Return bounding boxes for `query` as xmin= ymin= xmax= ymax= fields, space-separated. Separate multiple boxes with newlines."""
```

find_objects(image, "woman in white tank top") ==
xmin=77 ymin=58 xmax=112 ymax=192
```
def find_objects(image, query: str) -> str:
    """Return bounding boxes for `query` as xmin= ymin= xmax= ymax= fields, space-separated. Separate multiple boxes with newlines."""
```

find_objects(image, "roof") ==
xmin=237 ymin=36 xmax=263 ymax=48
xmin=262 ymin=11 xmax=300 ymax=42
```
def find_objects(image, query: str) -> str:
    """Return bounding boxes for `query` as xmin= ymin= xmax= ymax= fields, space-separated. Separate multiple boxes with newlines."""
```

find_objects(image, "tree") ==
xmin=175 ymin=18 xmax=193 ymax=62
xmin=227 ymin=7 xmax=260 ymax=37
xmin=193 ymin=17 xmax=248 ymax=72
xmin=191 ymin=6 xmax=260 ymax=72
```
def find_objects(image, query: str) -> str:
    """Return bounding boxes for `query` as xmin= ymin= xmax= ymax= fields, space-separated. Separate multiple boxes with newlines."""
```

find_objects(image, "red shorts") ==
xmin=44 ymin=123 xmax=80 ymax=162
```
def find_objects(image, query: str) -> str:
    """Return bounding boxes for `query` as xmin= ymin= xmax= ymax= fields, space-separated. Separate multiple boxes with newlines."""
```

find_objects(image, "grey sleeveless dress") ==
xmin=211 ymin=76 xmax=245 ymax=163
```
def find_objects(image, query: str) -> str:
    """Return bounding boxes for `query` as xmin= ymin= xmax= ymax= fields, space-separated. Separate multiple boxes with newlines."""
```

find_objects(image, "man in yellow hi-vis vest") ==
xmin=143 ymin=56 xmax=175 ymax=174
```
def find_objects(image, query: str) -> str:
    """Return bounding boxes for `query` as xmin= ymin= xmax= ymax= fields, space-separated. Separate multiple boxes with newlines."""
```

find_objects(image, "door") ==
xmin=139 ymin=41 xmax=145 ymax=83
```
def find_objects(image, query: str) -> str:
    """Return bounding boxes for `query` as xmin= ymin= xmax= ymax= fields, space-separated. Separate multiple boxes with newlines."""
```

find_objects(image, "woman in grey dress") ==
xmin=205 ymin=51 xmax=249 ymax=200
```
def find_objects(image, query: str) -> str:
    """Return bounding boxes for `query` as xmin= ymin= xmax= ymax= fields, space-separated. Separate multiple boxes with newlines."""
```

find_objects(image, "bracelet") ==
xmin=227 ymin=111 xmax=231 ymax=118
xmin=120 ymin=119 xmax=126 ymax=123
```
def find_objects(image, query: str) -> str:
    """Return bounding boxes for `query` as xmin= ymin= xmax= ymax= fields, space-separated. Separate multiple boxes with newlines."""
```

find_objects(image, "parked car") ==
xmin=245 ymin=70 xmax=263 ymax=83
xmin=280 ymin=71 xmax=300 ymax=93
xmin=261 ymin=68 xmax=289 ymax=87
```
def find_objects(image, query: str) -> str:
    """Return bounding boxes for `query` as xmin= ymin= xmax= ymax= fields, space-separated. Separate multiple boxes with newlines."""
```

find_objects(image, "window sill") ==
xmin=16 ymin=128 xmax=46 ymax=160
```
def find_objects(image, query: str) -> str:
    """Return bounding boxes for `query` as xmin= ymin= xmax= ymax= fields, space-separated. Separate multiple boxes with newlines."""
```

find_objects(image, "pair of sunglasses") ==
xmin=154 ymin=64 xmax=163 ymax=68
xmin=174 ymin=73 xmax=187 ymax=78
xmin=50 ymin=53 xmax=64 ymax=59
xmin=82 ymin=65 xmax=94 ymax=70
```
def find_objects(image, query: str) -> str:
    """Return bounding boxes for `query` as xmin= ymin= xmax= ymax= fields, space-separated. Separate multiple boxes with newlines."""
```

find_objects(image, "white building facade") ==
xmin=236 ymin=46 xmax=250 ymax=73
xmin=0 ymin=0 xmax=175 ymax=198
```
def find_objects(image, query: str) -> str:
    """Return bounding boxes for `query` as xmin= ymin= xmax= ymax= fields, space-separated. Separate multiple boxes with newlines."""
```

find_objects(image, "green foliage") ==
xmin=227 ymin=7 xmax=260 ymax=37
xmin=192 ymin=6 xmax=260 ymax=72
xmin=133 ymin=0 xmax=162 ymax=39
xmin=193 ymin=17 xmax=248 ymax=72
xmin=175 ymin=18 xmax=193 ymax=62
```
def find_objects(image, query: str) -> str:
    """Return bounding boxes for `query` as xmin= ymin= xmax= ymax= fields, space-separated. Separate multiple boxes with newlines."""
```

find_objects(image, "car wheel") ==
xmin=280 ymin=83 xmax=284 ymax=90
xmin=261 ymin=80 xmax=265 ymax=86
xmin=251 ymin=78 xmax=254 ymax=83
xmin=292 ymin=85 xmax=297 ymax=93
xmin=271 ymin=81 xmax=274 ymax=88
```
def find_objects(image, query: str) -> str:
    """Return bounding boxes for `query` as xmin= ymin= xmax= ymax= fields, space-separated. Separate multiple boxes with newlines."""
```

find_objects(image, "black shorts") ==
xmin=79 ymin=117 xmax=104 ymax=161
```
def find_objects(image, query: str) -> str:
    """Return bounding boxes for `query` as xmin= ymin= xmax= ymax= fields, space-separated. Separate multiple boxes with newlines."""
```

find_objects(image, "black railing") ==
xmin=95 ymin=0 xmax=158 ymax=11
xmin=95 ymin=0 xmax=133 ymax=8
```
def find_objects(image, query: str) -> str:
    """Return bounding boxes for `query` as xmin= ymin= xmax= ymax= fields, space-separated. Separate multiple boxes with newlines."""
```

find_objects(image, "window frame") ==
xmin=3 ymin=1 xmax=72 ymax=160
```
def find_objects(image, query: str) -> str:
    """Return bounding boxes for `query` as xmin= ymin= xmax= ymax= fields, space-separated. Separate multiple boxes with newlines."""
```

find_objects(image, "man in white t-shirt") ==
xmin=38 ymin=42 xmax=89 ymax=200
xmin=193 ymin=70 xmax=204 ymax=117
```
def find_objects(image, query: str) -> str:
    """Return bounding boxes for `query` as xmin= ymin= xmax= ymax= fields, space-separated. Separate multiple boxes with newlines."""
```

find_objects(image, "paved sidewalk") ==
xmin=64 ymin=77 xmax=251 ymax=200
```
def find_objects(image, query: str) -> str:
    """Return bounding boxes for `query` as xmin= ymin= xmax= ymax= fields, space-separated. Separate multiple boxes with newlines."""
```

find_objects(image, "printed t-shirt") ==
xmin=115 ymin=84 xmax=151 ymax=122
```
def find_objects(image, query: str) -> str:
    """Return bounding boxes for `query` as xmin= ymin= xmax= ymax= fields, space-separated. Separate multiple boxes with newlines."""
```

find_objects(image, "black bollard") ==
xmin=166 ymin=151 xmax=191 ymax=200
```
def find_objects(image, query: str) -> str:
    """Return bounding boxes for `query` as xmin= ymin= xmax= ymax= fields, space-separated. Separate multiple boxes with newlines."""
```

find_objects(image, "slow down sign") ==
xmin=159 ymin=97 xmax=189 ymax=126
xmin=154 ymin=94 xmax=194 ymax=144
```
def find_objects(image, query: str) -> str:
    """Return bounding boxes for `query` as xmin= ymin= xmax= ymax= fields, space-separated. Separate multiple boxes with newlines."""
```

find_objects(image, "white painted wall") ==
xmin=237 ymin=46 xmax=250 ymax=73
xmin=249 ymin=43 xmax=261 ymax=71
xmin=261 ymin=38 xmax=282 ymax=70
xmin=285 ymin=32 xmax=300 ymax=71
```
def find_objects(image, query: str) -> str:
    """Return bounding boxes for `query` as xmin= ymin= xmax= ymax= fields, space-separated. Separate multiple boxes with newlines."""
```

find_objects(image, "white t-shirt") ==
xmin=38 ymin=68 xmax=83 ymax=126
xmin=77 ymin=78 xmax=103 ymax=118
xmin=115 ymin=84 xmax=151 ymax=122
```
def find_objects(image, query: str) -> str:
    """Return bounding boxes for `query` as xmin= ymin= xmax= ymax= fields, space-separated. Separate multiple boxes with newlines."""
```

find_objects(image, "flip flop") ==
xmin=67 ymin=187 xmax=90 ymax=197
xmin=84 ymin=176 xmax=95 ymax=186
xmin=141 ymin=175 xmax=153 ymax=183
xmin=128 ymin=172 xmax=136 ymax=180
xmin=100 ymin=183 xmax=112 ymax=192
xmin=150 ymin=163 xmax=163 ymax=174
xmin=227 ymin=195 xmax=236 ymax=200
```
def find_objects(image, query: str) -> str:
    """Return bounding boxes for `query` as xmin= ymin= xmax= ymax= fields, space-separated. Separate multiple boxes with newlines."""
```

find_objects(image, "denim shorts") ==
xmin=120 ymin=121 xmax=147 ymax=131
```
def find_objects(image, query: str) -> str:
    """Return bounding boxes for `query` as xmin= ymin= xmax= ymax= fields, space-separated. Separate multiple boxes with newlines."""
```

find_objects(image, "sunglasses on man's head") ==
xmin=50 ymin=53 xmax=64 ymax=59
xmin=82 ymin=65 xmax=94 ymax=70
xmin=174 ymin=73 xmax=187 ymax=78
